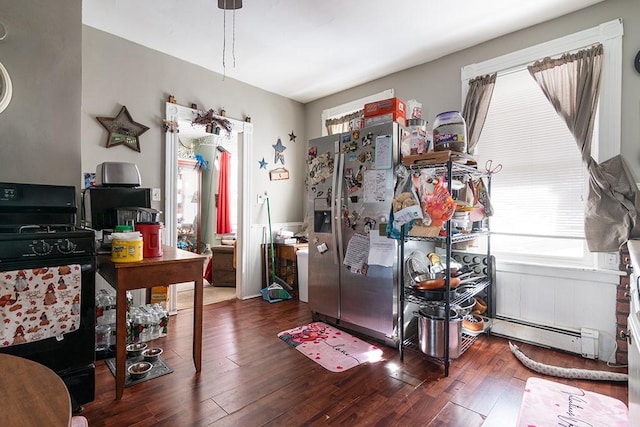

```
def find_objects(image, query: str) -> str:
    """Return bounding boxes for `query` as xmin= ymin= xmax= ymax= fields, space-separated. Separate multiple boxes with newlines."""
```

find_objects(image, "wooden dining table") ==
xmin=97 ymin=245 xmax=205 ymax=400
xmin=0 ymin=353 xmax=72 ymax=426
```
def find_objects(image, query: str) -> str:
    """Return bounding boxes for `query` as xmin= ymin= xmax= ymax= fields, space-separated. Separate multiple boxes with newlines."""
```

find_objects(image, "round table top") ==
xmin=0 ymin=353 xmax=71 ymax=427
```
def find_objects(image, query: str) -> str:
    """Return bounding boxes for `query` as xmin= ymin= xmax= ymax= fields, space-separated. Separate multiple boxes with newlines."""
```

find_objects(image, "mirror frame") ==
xmin=164 ymin=102 xmax=252 ymax=313
xmin=0 ymin=61 xmax=13 ymax=114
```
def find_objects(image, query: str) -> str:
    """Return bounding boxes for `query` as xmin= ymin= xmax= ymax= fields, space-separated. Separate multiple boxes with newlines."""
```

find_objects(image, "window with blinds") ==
xmin=475 ymin=68 xmax=593 ymax=266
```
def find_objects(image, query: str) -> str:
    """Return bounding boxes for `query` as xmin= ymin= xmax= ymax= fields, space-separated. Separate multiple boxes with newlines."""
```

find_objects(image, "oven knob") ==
xmin=32 ymin=240 xmax=52 ymax=255
xmin=58 ymin=239 xmax=76 ymax=254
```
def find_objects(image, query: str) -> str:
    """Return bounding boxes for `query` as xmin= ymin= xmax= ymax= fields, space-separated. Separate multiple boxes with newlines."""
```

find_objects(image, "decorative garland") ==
xmin=192 ymin=109 xmax=233 ymax=135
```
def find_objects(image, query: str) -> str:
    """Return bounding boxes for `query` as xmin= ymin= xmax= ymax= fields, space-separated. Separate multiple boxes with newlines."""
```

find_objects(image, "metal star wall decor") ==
xmin=259 ymin=158 xmax=268 ymax=169
xmin=288 ymin=130 xmax=297 ymax=142
xmin=96 ymin=106 xmax=150 ymax=152
xmin=272 ymin=138 xmax=286 ymax=165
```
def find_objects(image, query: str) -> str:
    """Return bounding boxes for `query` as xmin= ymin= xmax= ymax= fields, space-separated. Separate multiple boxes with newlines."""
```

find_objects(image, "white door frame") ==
xmin=164 ymin=102 xmax=253 ymax=313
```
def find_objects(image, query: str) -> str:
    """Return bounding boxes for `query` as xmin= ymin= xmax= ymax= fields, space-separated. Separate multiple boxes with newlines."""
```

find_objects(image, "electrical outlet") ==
xmin=152 ymin=188 xmax=161 ymax=202
xmin=604 ymin=252 xmax=619 ymax=269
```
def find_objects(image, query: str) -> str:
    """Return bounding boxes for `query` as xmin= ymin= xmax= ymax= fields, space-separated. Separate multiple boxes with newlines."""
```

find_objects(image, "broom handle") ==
xmin=266 ymin=195 xmax=276 ymax=285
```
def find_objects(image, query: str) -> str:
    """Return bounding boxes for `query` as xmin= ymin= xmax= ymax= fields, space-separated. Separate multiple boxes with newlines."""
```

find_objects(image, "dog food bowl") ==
xmin=128 ymin=361 xmax=153 ymax=380
xmin=126 ymin=342 xmax=148 ymax=358
xmin=142 ymin=347 xmax=163 ymax=362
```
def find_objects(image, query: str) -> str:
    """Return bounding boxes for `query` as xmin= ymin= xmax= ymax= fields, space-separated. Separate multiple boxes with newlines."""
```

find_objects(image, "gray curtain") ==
xmin=462 ymin=73 xmax=497 ymax=155
xmin=325 ymin=110 xmax=363 ymax=135
xmin=528 ymin=44 xmax=639 ymax=252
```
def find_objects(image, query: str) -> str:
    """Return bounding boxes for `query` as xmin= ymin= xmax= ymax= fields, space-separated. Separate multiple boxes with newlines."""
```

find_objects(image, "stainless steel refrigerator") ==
xmin=307 ymin=121 xmax=403 ymax=346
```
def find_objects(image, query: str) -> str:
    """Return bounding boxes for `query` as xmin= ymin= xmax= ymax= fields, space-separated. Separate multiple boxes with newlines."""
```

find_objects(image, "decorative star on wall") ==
xmin=259 ymin=158 xmax=268 ymax=169
xmin=289 ymin=131 xmax=297 ymax=142
xmin=272 ymin=138 xmax=287 ymax=165
xmin=96 ymin=106 xmax=149 ymax=152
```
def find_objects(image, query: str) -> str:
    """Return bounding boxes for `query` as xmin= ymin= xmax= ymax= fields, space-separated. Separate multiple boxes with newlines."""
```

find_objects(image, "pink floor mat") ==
xmin=277 ymin=322 xmax=383 ymax=372
xmin=517 ymin=377 xmax=629 ymax=427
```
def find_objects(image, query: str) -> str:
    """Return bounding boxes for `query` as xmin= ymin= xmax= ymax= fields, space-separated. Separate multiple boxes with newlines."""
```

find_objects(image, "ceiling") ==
xmin=82 ymin=0 xmax=603 ymax=104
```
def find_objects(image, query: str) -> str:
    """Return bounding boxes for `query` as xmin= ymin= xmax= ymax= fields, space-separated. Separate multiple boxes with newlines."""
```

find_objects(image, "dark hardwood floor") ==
xmin=81 ymin=297 xmax=628 ymax=426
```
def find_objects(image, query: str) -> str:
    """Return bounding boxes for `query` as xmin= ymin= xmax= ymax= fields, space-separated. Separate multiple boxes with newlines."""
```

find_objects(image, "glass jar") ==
xmin=95 ymin=324 xmax=112 ymax=352
xmin=432 ymin=111 xmax=467 ymax=153
xmin=406 ymin=118 xmax=428 ymax=155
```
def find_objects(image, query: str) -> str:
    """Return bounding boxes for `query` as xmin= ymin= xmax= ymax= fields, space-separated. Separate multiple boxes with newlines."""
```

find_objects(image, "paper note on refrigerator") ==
xmin=363 ymin=170 xmax=388 ymax=203
xmin=374 ymin=135 xmax=392 ymax=169
xmin=343 ymin=233 xmax=369 ymax=275
xmin=367 ymin=231 xmax=395 ymax=267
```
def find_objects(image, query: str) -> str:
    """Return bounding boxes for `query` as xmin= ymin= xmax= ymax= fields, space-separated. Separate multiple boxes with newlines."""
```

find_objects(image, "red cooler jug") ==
xmin=135 ymin=222 xmax=163 ymax=257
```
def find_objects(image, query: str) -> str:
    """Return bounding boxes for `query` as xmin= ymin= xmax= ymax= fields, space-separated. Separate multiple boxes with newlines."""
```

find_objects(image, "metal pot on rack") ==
xmin=416 ymin=306 xmax=462 ymax=359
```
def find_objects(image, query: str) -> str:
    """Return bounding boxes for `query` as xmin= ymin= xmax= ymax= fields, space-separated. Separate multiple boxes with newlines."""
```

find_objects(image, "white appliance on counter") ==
xmin=629 ymin=307 xmax=639 ymax=425
xmin=306 ymin=122 xmax=402 ymax=346
xmin=626 ymin=240 xmax=640 ymax=425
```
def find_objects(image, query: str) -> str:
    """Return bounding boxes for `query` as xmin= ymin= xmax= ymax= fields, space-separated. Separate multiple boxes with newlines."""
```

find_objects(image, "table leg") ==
xmin=115 ymin=285 xmax=127 ymax=400
xmin=193 ymin=275 xmax=203 ymax=372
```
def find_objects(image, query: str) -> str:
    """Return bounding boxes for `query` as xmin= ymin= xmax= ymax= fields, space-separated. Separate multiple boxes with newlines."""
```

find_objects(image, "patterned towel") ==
xmin=0 ymin=265 xmax=82 ymax=347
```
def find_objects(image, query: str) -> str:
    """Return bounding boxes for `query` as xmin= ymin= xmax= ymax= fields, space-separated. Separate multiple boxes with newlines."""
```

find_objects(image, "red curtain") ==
xmin=216 ymin=151 xmax=232 ymax=234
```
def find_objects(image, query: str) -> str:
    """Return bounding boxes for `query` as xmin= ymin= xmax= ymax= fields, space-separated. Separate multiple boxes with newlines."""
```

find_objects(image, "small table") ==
xmin=98 ymin=245 xmax=204 ymax=400
xmin=0 ymin=353 xmax=72 ymax=426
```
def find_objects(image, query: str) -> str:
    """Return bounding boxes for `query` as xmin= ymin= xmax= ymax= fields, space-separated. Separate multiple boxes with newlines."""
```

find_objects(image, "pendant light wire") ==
xmin=232 ymin=3 xmax=237 ymax=68
xmin=221 ymin=0 xmax=239 ymax=80
xmin=222 ymin=0 xmax=227 ymax=79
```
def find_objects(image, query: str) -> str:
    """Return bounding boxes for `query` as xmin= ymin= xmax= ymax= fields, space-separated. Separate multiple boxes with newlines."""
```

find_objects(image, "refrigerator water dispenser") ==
xmin=313 ymin=198 xmax=332 ymax=233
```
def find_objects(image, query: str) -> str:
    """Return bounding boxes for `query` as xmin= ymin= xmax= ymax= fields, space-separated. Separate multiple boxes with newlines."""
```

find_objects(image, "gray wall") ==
xmin=0 ymin=0 xmax=82 ymax=188
xmin=82 ymin=27 xmax=306 ymax=225
xmin=305 ymin=0 xmax=640 ymax=180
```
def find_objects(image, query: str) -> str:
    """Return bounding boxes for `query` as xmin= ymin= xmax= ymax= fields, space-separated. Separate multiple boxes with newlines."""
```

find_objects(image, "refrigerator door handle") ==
xmin=335 ymin=152 xmax=345 ymax=265
xmin=330 ymin=152 xmax=340 ymax=265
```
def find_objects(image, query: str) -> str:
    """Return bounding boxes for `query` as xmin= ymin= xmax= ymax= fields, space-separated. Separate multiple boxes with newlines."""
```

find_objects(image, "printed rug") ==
xmin=105 ymin=355 xmax=173 ymax=387
xmin=277 ymin=322 xmax=383 ymax=372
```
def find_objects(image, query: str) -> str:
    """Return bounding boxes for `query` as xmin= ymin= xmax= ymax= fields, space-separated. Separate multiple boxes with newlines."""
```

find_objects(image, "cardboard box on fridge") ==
xmin=364 ymin=112 xmax=406 ymax=127
xmin=364 ymin=97 xmax=407 ymax=117
xmin=364 ymin=97 xmax=407 ymax=126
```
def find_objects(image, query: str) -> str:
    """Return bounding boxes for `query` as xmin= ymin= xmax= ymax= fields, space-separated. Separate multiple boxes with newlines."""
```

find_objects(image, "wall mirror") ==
xmin=164 ymin=102 xmax=252 ymax=312
xmin=0 ymin=62 xmax=13 ymax=114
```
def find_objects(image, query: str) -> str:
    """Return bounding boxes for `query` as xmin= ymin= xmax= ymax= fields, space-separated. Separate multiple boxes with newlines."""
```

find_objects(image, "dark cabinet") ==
xmin=262 ymin=243 xmax=308 ymax=293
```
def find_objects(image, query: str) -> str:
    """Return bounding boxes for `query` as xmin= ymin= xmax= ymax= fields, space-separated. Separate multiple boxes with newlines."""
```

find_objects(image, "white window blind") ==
xmin=476 ymin=68 xmax=590 ymax=263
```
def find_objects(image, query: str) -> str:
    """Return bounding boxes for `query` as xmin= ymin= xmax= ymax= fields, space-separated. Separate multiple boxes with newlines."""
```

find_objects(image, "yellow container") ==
xmin=111 ymin=232 xmax=143 ymax=263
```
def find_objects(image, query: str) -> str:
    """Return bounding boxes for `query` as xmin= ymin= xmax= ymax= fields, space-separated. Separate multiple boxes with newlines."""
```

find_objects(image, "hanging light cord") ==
xmin=222 ymin=1 xmax=227 ymax=79
xmin=221 ymin=0 xmax=238 ymax=80
xmin=232 ymin=2 xmax=237 ymax=67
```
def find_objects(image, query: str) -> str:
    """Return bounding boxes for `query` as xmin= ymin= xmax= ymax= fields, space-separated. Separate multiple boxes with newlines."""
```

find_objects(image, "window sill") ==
xmin=496 ymin=259 xmax=623 ymax=284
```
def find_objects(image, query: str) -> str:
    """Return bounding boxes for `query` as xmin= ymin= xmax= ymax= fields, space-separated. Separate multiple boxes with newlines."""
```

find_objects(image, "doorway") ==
xmin=164 ymin=103 xmax=252 ymax=313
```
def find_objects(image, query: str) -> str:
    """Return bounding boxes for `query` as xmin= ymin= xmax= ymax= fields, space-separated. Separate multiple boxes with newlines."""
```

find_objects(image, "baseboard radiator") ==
xmin=491 ymin=316 xmax=594 ymax=358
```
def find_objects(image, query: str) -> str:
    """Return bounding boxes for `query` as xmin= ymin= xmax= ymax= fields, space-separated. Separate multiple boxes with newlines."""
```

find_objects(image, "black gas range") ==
xmin=0 ymin=224 xmax=95 ymax=261
xmin=0 ymin=182 xmax=96 ymax=410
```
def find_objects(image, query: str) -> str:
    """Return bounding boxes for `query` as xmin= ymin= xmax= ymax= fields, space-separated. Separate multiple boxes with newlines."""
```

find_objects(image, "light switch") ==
xmin=152 ymin=188 xmax=161 ymax=201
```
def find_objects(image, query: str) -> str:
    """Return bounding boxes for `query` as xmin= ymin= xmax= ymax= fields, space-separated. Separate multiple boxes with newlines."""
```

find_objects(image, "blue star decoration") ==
xmin=272 ymin=138 xmax=287 ymax=165
xmin=259 ymin=158 xmax=268 ymax=169
xmin=289 ymin=131 xmax=297 ymax=142
xmin=96 ymin=106 xmax=149 ymax=152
